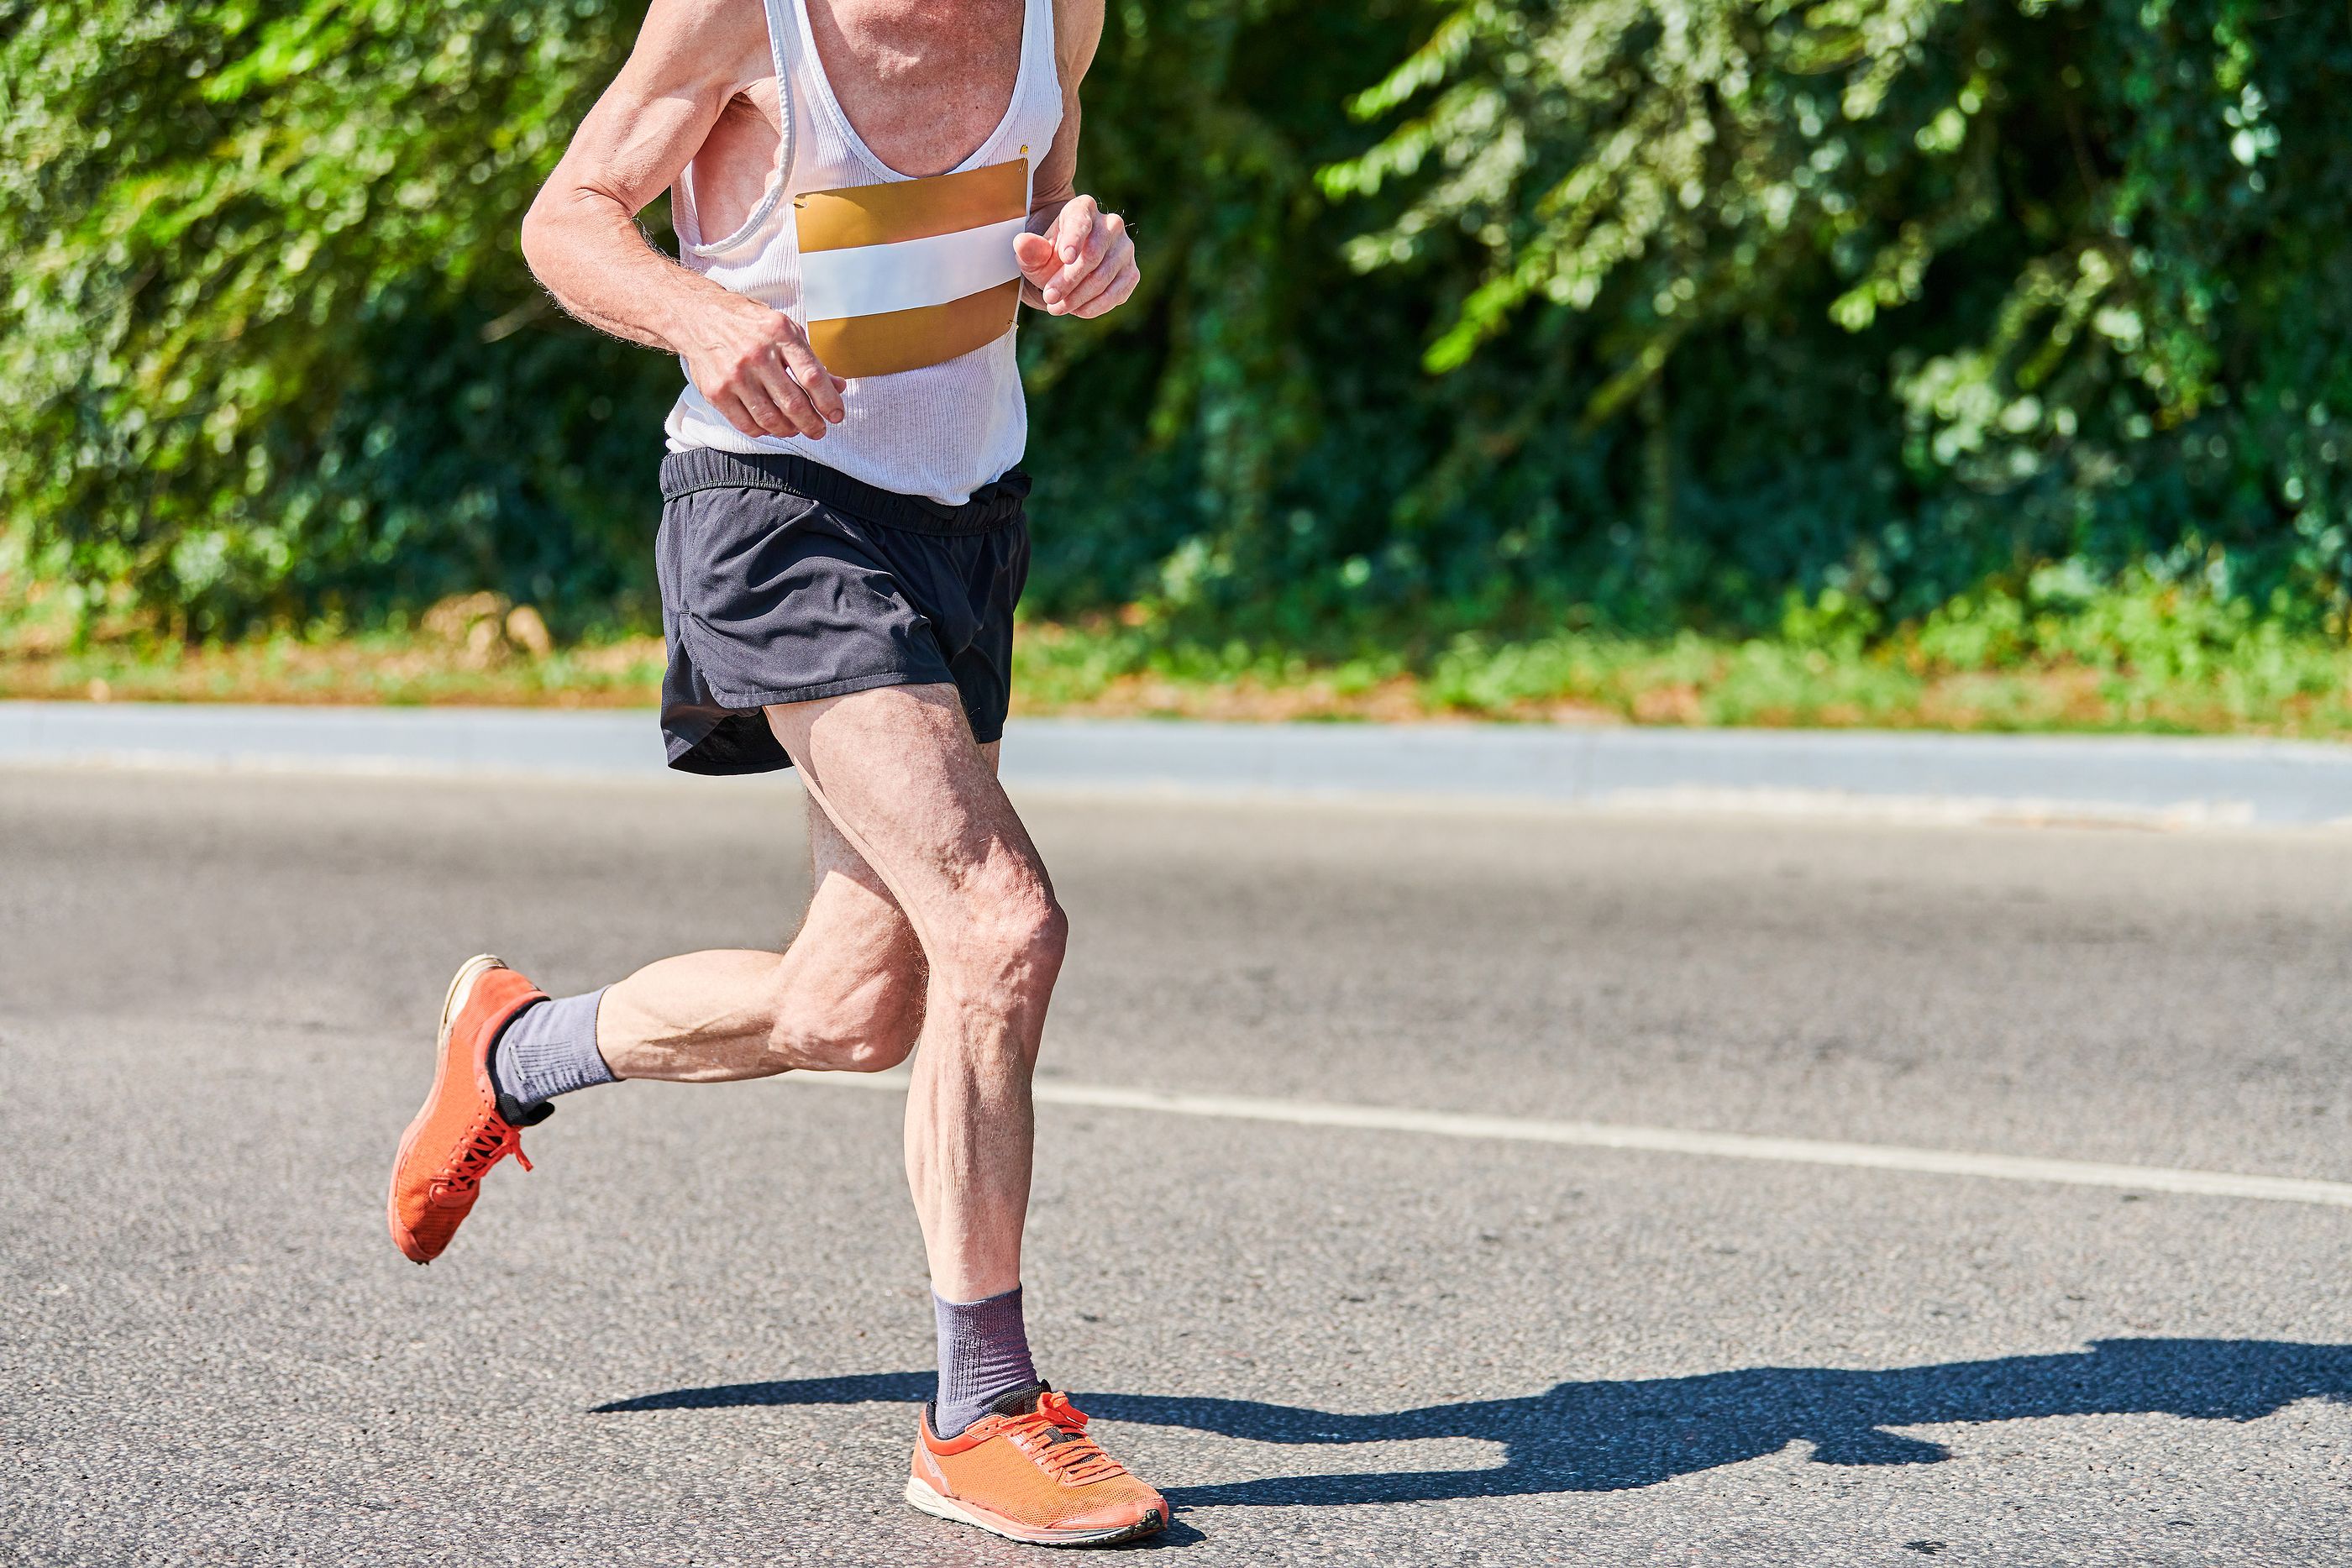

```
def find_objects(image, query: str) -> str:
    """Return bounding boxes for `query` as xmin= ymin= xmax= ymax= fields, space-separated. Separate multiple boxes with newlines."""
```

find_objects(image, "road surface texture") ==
xmin=4 ymin=765 xmax=2348 ymax=1566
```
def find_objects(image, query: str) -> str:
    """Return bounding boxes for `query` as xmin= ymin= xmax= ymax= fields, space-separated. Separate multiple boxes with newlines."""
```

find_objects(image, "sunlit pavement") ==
xmin=5 ymin=766 xmax=2349 ymax=1565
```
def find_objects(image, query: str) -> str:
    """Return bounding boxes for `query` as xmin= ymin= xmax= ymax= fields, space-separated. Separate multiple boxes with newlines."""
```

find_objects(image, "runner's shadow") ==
xmin=596 ymin=1370 xmax=933 ymax=1411
xmin=592 ymin=1371 xmax=1210 ymax=1549
xmin=593 ymin=1339 xmax=2352 ymax=1509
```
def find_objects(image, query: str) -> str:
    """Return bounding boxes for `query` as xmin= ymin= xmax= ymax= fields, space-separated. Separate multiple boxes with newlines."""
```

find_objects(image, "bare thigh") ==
xmin=794 ymin=778 xmax=926 ymax=1010
xmin=765 ymin=688 xmax=1053 ymax=971
xmin=779 ymin=735 xmax=1006 ymax=1056
xmin=799 ymin=737 xmax=1002 ymax=942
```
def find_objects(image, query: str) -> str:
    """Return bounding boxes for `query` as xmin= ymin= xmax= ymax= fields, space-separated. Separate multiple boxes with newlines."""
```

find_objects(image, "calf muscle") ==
xmin=592 ymin=763 xmax=941 ymax=1083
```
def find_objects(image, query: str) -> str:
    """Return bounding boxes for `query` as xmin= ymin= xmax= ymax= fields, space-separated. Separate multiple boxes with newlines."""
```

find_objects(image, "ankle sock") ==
xmin=932 ymin=1285 xmax=1038 ymax=1439
xmin=489 ymin=989 xmax=614 ymax=1114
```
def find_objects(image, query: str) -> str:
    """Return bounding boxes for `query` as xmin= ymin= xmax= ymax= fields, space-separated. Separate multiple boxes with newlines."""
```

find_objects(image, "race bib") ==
xmin=794 ymin=157 xmax=1029 ymax=380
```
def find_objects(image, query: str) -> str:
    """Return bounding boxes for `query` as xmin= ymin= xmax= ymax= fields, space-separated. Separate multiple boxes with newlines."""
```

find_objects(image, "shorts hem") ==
xmin=663 ymin=722 xmax=780 ymax=777
xmin=675 ymin=610 xmax=957 ymax=713
xmin=696 ymin=668 xmax=945 ymax=711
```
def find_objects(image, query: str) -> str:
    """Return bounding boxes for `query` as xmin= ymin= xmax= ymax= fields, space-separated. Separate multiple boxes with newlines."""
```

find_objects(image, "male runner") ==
xmin=384 ymin=0 xmax=1161 ymax=1545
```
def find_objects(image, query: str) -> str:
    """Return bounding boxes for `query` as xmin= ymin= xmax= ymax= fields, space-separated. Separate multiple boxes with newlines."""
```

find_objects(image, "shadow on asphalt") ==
xmin=592 ymin=1340 xmax=2352 ymax=1508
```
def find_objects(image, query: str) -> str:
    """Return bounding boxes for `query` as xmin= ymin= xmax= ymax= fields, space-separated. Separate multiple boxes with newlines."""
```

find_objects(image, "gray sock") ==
xmin=933 ymin=1285 xmax=1039 ymax=1439
xmin=489 ymin=989 xmax=614 ymax=1113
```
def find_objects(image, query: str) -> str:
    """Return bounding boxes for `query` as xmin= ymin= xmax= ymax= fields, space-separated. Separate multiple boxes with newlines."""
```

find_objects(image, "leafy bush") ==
xmin=3 ymin=0 xmax=2348 ymax=650
xmin=1309 ymin=0 xmax=2352 ymax=640
xmin=1 ymin=0 xmax=672 ymax=633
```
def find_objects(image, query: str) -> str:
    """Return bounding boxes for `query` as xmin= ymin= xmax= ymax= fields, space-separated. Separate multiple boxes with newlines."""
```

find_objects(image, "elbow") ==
xmin=519 ymin=177 xmax=593 ymax=286
xmin=518 ymin=191 xmax=560 ymax=284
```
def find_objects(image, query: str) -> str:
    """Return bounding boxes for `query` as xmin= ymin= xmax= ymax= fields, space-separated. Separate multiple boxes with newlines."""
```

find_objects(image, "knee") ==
xmin=944 ymin=877 xmax=1068 ymax=999
xmin=1005 ymin=890 xmax=1070 ymax=975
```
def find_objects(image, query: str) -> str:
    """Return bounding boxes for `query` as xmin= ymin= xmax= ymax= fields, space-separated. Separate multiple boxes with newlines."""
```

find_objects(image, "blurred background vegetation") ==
xmin=4 ymin=0 xmax=2349 ymax=730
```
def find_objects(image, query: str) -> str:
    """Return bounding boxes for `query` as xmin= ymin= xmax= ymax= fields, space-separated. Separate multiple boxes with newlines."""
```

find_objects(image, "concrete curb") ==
xmin=2 ymin=700 xmax=2348 ymax=827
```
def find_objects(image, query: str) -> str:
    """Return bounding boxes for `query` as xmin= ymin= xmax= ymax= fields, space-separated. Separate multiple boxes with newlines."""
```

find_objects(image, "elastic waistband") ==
xmin=659 ymin=448 xmax=1030 ymax=534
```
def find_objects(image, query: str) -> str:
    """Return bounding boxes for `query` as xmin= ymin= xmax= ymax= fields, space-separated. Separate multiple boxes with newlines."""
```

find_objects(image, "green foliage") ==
xmin=1 ymin=0 xmax=659 ymax=634
xmin=1310 ymin=0 xmax=2352 ymax=637
xmin=4 ymin=0 xmax=2349 ymax=651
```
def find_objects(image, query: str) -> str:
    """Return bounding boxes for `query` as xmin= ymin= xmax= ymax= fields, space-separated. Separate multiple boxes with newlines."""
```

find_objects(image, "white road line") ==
xmin=823 ymin=1073 xmax=2352 ymax=1208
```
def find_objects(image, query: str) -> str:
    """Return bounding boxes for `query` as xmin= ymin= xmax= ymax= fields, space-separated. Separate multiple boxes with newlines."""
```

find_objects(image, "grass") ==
xmin=5 ymin=576 xmax=2351 ymax=738
xmin=0 ymin=625 xmax=675 ymax=709
xmin=1017 ymin=572 xmax=2352 ymax=737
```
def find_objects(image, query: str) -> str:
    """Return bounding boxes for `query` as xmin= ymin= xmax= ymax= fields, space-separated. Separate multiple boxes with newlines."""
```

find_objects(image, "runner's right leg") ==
xmin=386 ymin=772 xmax=939 ymax=1263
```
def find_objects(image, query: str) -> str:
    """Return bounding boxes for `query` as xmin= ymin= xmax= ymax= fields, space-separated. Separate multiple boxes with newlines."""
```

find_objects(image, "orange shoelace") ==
xmin=1000 ymin=1392 xmax=1128 ymax=1486
xmin=438 ymin=1114 xmax=533 ymax=1196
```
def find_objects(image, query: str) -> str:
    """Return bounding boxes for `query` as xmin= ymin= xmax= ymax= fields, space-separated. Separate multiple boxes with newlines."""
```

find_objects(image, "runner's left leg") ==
xmin=762 ymin=683 xmax=1167 ymax=1544
xmin=761 ymin=688 xmax=1056 ymax=1307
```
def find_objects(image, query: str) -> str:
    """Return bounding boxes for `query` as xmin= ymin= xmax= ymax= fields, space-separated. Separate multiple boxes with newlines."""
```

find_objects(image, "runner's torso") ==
xmin=666 ymin=0 xmax=1060 ymax=504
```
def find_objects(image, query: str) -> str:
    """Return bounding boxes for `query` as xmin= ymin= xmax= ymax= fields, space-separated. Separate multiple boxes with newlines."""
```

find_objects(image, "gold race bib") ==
xmin=794 ymin=158 xmax=1029 ymax=380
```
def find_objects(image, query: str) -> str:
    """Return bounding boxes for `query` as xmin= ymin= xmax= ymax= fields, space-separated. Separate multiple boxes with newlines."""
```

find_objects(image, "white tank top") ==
xmin=664 ymin=0 xmax=1061 ymax=504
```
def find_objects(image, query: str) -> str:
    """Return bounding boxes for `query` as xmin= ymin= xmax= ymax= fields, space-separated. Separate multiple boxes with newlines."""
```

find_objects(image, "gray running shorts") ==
xmin=654 ymin=448 xmax=1032 ymax=776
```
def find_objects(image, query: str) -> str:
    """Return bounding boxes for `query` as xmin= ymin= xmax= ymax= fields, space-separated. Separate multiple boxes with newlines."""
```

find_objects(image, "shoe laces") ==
xmin=438 ymin=1113 xmax=533 ymax=1196
xmin=1000 ymin=1391 xmax=1127 ymax=1487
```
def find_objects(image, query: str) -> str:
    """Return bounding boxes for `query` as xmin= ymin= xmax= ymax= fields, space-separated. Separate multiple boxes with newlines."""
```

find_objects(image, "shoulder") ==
xmin=1050 ymin=0 xmax=1105 ymax=84
xmin=631 ymin=0 xmax=774 ymax=92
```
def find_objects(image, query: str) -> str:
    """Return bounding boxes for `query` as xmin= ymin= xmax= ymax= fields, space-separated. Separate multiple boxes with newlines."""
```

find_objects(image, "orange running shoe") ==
xmin=906 ymin=1383 xmax=1169 ymax=1546
xmin=385 ymin=955 xmax=551 ymax=1264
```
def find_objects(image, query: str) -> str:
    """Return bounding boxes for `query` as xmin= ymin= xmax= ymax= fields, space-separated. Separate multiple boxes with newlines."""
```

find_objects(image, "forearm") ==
xmin=1019 ymin=16 xmax=1129 ymax=321
xmin=512 ymin=0 xmax=837 ymax=438
xmin=522 ymin=186 xmax=743 ymax=354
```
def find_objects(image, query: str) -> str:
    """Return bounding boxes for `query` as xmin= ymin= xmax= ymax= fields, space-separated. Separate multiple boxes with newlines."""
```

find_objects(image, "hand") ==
xmin=679 ymin=292 xmax=846 ymax=439
xmin=1014 ymin=194 xmax=1138 ymax=320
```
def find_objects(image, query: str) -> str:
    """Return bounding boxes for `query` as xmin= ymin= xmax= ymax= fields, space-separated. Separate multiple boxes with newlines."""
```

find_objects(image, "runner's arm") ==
xmin=520 ymin=0 xmax=844 ymax=438
xmin=1015 ymin=0 xmax=1138 ymax=320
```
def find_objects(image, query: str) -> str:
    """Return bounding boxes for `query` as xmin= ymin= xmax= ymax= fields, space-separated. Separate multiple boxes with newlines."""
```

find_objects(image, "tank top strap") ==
xmin=1023 ymin=0 xmax=1054 ymax=87
xmin=754 ymin=0 xmax=797 ymax=191
xmin=1013 ymin=0 xmax=1060 ymax=172
xmin=765 ymin=0 xmax=807 ymax=83
xmin=679 ymin=0 xmax=798 ymax=257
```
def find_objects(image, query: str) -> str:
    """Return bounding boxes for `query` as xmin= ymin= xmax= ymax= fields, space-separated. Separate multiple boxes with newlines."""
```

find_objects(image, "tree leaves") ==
xmin=3 ymin=0 xmax=2344 ymax=646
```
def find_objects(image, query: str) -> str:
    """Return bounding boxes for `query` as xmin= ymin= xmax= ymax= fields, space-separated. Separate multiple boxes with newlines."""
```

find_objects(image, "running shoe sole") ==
xmin=385 ymin=953 xmax=504 ymax=1264
xmin=904 ymin=1477 xmax=1168 ymax=1547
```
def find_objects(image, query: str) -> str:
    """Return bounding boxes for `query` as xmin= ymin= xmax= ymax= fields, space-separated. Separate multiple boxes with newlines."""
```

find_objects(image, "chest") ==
xmin=803 ymin=0 xmax=1028 ymax=178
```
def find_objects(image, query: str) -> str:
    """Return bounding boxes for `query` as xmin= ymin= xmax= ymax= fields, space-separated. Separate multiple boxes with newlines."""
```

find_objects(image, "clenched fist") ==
xmin=1014 ymin=195 xmax=1138 ymax=320
xmin=681 ymin=292 xmax=847 ymax=440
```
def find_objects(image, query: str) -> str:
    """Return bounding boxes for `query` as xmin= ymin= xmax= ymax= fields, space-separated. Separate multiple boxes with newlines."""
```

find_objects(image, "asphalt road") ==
xmin=4 ymin=765 xmax=2349 ymax=1566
